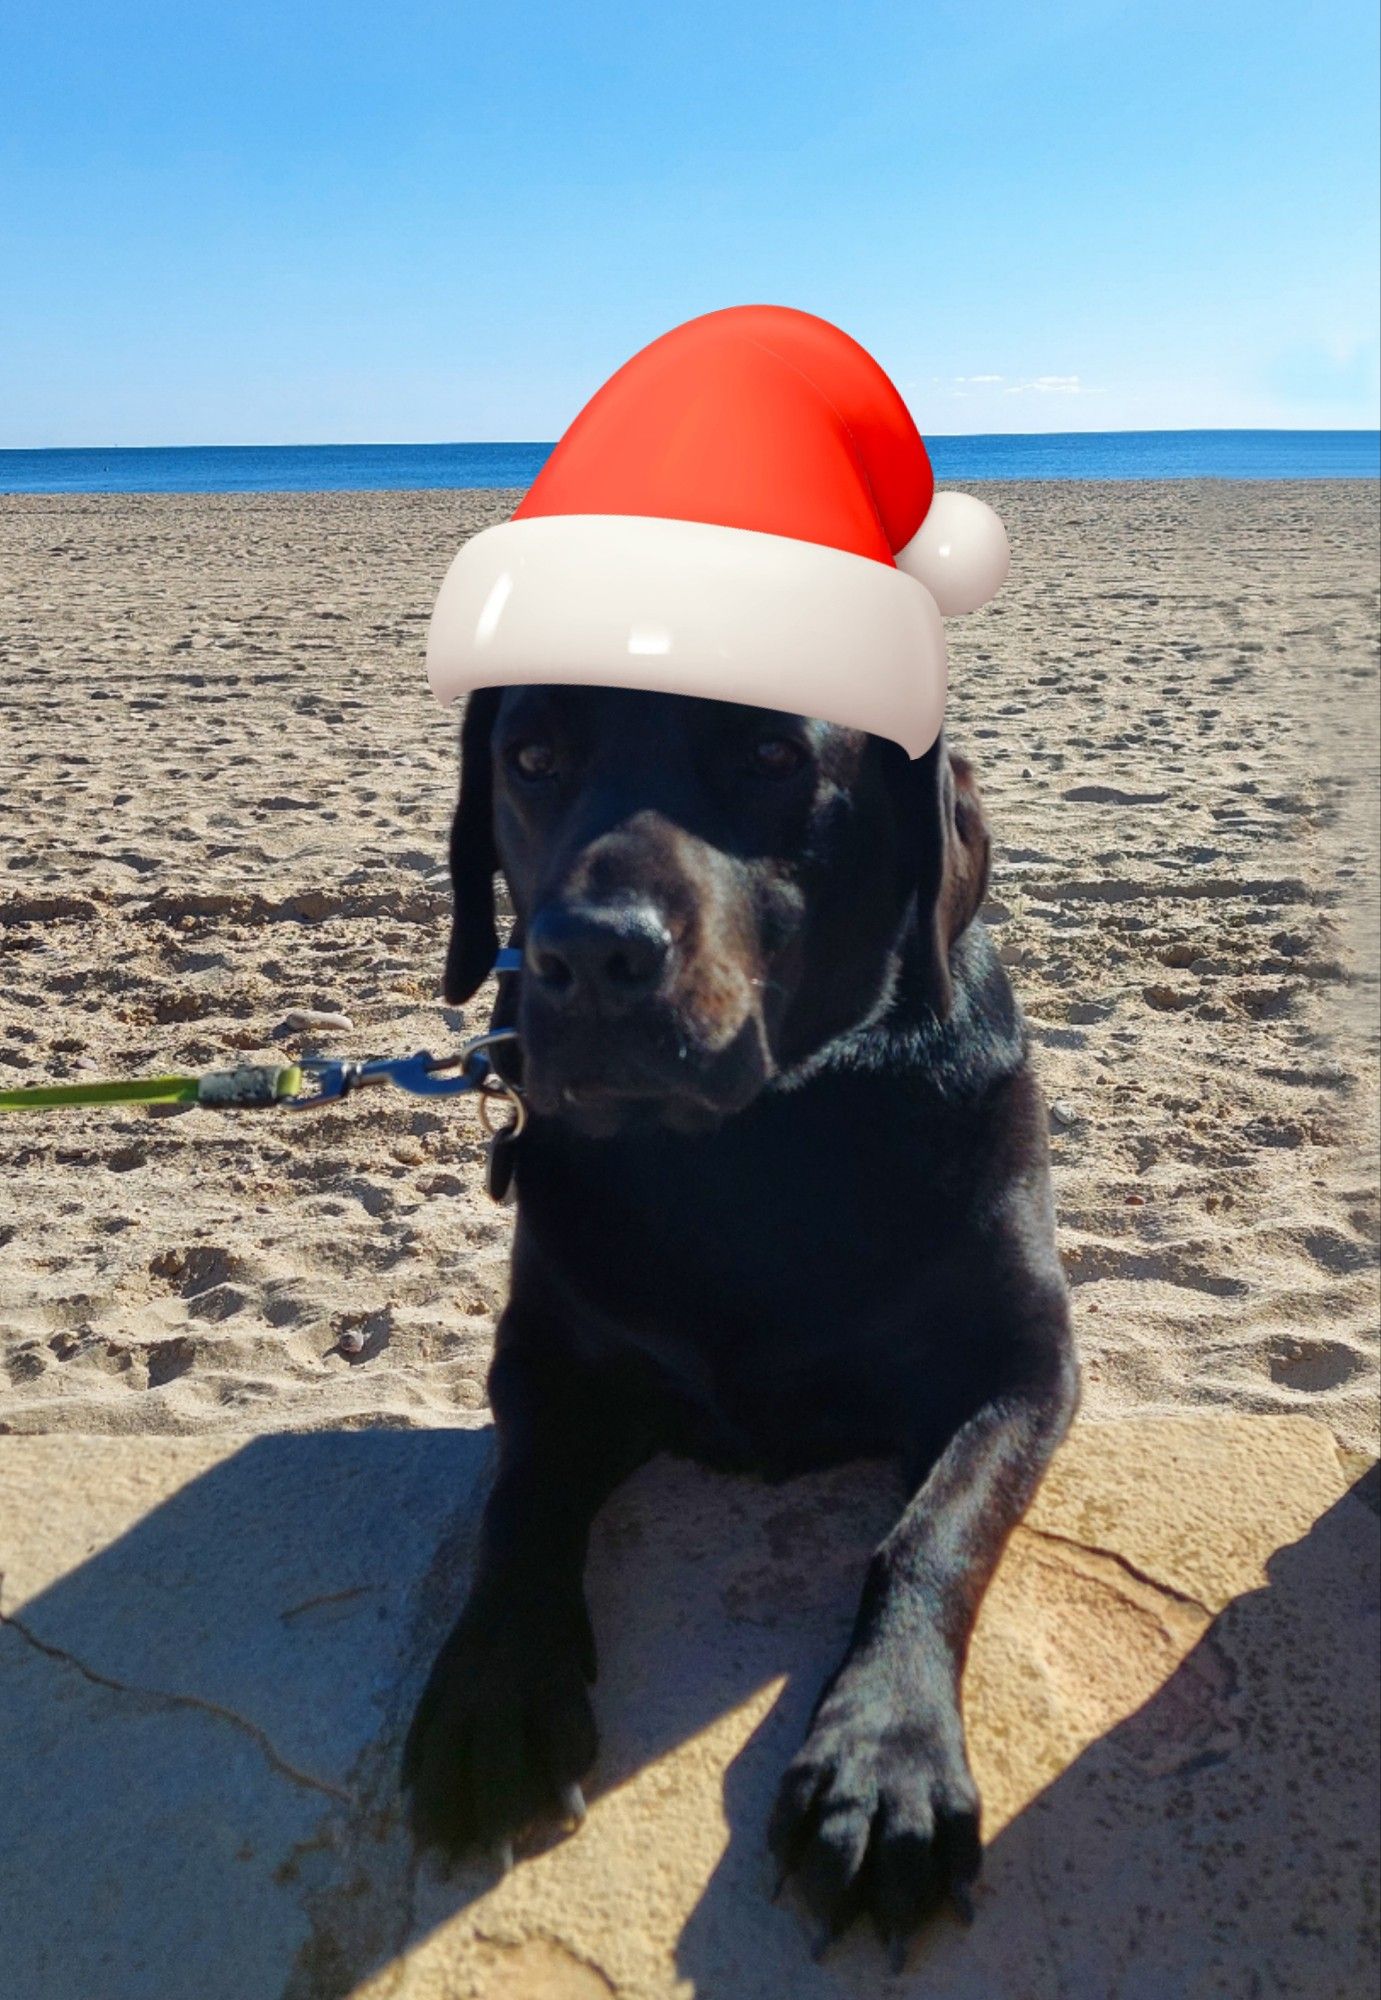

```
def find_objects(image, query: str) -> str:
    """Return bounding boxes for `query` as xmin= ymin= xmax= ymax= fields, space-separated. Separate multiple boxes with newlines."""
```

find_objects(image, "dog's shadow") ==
xmin=2 ymin=1433 xmax=1375 ymax=1999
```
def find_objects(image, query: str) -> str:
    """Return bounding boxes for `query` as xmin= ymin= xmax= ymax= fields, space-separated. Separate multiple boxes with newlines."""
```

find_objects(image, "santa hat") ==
xmin=426 ymin=306 xmax=1008 ymax=758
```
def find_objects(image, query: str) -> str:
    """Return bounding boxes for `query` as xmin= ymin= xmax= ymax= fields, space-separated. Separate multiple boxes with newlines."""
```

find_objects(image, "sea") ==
xmin=1 ymin=431 xmax=1377 ymax=495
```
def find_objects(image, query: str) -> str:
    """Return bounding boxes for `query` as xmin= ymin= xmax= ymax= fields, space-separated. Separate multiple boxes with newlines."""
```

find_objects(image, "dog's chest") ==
xmin=512 ymin=1088 xmax=981 ymax=1464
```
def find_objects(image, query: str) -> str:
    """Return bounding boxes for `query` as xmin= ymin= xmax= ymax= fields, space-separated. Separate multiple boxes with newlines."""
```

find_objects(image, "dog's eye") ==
xmin=508 ymin=741 xmax=558 ymax=783
xmin=750 ymin=736 xmax=806 ymax=779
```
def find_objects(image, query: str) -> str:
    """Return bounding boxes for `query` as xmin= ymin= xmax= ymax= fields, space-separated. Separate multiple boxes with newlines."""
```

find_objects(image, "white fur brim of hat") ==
xmin=426 ymin=491 xmax=1008 ymax=760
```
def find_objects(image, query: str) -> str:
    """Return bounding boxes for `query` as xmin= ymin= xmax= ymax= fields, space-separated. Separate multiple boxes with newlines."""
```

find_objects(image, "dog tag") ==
xmin=486 ymin=1128 xmax=518 ymax=1205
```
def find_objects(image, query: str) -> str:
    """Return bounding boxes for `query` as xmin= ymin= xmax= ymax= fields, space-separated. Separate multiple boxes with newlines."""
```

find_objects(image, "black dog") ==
xmin=403 ymin=684 xmax=1077 ymax=1957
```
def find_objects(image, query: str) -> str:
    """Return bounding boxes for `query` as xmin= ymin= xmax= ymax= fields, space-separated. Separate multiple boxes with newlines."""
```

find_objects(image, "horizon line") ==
xmin=2 ymin=425 xmax=1380 ymax=456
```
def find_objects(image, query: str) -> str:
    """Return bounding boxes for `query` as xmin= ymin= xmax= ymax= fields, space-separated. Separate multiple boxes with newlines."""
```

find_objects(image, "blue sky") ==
xmin=2 ymin=2 xmax=1377 ymax=446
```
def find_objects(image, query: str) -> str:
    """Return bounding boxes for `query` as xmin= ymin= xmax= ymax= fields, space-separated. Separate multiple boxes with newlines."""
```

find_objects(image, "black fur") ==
xmin=404 ymin=685 xmax=1077 ymax=1956
xmin=441 ymin=687 xmax=502 ymax=1009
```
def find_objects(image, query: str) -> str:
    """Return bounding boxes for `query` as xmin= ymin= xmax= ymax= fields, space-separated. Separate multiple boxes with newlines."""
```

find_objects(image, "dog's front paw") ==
xmin=402 ymin=1595 xmax=597 ymax=1859
xmin=769 ymin=1656 xmax=981 ymax=1964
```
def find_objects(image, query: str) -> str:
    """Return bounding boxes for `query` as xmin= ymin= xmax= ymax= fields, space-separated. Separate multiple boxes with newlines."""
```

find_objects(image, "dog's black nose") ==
xmin=527 ymin=904 xmax=671 ymax=1009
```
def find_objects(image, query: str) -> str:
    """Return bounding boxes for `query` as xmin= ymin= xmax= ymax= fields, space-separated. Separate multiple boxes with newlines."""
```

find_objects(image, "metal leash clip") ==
xmin=282 ymin=1026 xmax=525 ymax=1136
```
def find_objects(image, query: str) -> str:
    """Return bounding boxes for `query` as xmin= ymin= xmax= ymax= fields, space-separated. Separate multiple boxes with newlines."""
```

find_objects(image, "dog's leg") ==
xmin=769 ymin=1341 xmax=1077 ymax=1961
xmin=403 ymin=1318 xmax=651 ymax=1857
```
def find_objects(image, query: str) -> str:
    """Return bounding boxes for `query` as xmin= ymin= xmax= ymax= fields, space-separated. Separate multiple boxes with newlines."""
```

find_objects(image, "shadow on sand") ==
xmin=1 ymin=1433 xmax=1375 ymax=1999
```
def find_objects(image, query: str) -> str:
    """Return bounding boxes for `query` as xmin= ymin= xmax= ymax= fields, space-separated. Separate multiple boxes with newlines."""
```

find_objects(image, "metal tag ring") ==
xmin=478 ymin=1084 xmax=526 ymax=1140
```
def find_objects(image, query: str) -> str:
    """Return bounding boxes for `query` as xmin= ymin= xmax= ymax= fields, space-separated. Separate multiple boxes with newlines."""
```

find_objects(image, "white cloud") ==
xmin=931 ymin=372 xmax=1100 ymax=399
xmin=906 ymin=370 xmax=1110 ymax=422
xmin=1001 ymin=374 xmax=1090 ymax=396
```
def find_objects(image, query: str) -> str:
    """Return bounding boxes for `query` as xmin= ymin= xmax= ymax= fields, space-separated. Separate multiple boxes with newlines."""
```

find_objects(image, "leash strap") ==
xmin=0 ymin=1065 xmax=304 ymax=1113
xmin=0 ymin=954 xmax=524 ymax=1121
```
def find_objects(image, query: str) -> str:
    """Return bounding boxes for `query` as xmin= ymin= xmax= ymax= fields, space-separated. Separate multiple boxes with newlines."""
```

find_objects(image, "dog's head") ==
xmin=444 ymin=686 xmax=989 ymax=1136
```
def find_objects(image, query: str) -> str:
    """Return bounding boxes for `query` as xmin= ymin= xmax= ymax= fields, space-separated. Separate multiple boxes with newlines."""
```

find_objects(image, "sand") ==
xmin=1 ymin=480 xmax=1377 ymax=1452
xmin=2 ymin=482 xmax=1378 ymax=1998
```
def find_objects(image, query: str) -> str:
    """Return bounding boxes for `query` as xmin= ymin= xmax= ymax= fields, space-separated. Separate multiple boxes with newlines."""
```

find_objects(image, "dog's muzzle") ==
xmin=513 ymin=902 xmax=769 ymax=1131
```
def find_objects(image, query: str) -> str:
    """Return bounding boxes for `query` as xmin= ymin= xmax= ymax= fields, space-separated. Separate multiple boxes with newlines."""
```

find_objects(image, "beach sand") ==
xmin=2 ymin=482 xmax=1378 ymax=1998
xmin=2 ymin=482 xmax=1377 ymax=1452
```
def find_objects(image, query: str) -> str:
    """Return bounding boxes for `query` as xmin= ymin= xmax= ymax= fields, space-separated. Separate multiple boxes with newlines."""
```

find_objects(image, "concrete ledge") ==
xmin=1 ymin=1416 xmax=1376 ymax=1999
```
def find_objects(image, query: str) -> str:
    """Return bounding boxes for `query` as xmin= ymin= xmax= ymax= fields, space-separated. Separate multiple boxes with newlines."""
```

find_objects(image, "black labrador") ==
xmin=403 ymin=684 xmax=1078 ymax=1958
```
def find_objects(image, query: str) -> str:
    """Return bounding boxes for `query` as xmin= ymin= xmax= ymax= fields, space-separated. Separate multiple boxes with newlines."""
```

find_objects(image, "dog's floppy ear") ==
xmin=443 ymin=688 xmax=502 ymax=1006
xmin=907 ymin=740 xmax=992 ymax=1020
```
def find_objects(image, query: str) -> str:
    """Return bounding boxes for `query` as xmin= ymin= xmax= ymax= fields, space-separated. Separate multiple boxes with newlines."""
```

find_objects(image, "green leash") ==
xmin=0 ymin=954 xmax=526 ymax=1123
xmin=0 ymin=1064 xmax=304 ymax=1113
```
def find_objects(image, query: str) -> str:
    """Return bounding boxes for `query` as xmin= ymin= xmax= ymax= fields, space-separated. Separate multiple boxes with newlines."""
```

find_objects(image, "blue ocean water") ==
xmin=1 ymin=431 xmax=1377 ymax=495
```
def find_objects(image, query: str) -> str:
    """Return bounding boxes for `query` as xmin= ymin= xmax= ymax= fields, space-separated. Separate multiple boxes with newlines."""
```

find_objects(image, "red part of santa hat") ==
xmin=427 ymin=306 xmax=1008 ymax=757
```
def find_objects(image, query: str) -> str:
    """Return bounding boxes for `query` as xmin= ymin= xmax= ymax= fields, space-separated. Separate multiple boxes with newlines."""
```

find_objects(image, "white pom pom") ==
xmin=894 ymin=490 xmax=1010 ymax=617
